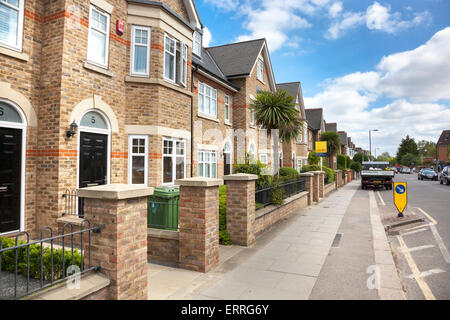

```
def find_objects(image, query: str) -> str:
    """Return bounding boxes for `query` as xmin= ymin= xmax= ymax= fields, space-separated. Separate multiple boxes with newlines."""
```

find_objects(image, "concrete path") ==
xmin=148 ymin=180 xmax=404 ymax=300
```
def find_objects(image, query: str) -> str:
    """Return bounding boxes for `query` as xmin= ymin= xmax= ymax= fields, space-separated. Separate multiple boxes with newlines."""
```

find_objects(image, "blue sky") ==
xmin=195 ymin=0 xmax=450 ymax=156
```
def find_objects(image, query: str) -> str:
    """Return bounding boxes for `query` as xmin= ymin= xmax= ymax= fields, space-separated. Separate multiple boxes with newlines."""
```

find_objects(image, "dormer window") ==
xmin=193 ymin=31 xmax=201 ymax=57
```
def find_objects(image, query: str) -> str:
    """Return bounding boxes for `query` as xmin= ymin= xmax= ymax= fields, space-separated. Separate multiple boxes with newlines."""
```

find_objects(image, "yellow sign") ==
xmin=315 ymin=141 xmax=327 ymax=154
xmin=393 ymin=182 xmax=407 ymax=214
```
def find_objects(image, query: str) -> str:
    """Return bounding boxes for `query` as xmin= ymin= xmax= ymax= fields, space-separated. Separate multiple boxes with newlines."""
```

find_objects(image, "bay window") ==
xmin=198 ymin=150 xmax=217 ymax=178
xmin=164 ymin=34 xmax=187 ymax=86
xmin=128 ymin=136 xmax=148 ymax=185
xmin=163 ymin=138 xmax=185 ymax=184
xmin=198 ymin=82 xmax=217 ymax=117
xmin=0 ymin=0 xmax=24 ymax=51
xmin=87 ymin=5 xmax=110 ymax=68
xmin=131 ymin=25 xmax=151 ymax=76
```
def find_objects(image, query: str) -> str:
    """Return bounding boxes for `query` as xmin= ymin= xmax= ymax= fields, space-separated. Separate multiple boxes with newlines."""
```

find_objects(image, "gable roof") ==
xmin=305 ymin=108 xmax=324 ymax=131
xmin=192 ymin=47 xmax=240 ymax=91
xmin=437 ymin=130 xmax=450 ymax=145
xmin=325 ymin=122 xmax=337 ymax=132
xmin=338 ymin=131 xmax=348 ymax=146
xmin=206 ymin=39 xmax=266 ymax=78
xmin=276 ymin=82 xmax=307 ymax=119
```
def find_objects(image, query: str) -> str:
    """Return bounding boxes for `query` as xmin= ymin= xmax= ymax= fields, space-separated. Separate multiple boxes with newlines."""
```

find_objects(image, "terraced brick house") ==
xmin=305 ymin=108 xmax=326 ymax=165
xmin=436 ymin=130 xmax=450 ymax=163
xmin=324 ymin=121 xmax=338 ymax=168
xmin=338 ymin=131 xmax=348 ymax=157
xmin=277 ymin=82 xmax=308 ymax=172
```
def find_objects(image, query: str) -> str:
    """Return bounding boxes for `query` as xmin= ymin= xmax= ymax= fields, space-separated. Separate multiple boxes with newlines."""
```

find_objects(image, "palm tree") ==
xmin=320 ymin=131 xmax=340 ymax=168
xmin=250 ymin=89 xmax=303 ymax=175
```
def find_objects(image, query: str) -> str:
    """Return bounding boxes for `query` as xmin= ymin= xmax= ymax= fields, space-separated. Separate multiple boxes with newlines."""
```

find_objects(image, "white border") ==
xmin=87 ymin=4 xmax=110 ymax=69
xmin=162 ymin=137 xmax=186 ymax=185
xmin=0 ymin=0 xmax=24 ymax=53
xmin=0 ymin=98 xmax=27 ymax=235
xmin=128 ymin=135 xmax=148 ymax=186
xmin=130 ymin=25 xmax=151 ymax=77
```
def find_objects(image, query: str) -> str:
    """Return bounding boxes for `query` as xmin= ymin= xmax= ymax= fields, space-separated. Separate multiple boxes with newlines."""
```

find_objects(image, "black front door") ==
xmin=78 ymin=132 xmax=108 ymax=215
xmin=0 ymin=127 xmax=22 ymax=233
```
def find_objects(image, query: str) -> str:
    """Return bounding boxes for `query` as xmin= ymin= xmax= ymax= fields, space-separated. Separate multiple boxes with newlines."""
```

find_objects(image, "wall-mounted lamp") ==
xmin=66 ymin=121 xmax=78 ymax=138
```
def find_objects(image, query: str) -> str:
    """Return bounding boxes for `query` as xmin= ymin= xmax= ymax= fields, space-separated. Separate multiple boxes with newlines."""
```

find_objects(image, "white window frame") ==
xmin=259 ymin=153 xmax=268 ymax=165
xmin=297 ymin=159 xmax=303 ymax=173
xmin=198 ymin=81 xmax=217 ymax=118
xmin=130 ymin=25 xmax=151 ymax=77
xmin=0 ymin=0 xmax=24 ymax=52
xmin=224 ymin=95 xmax=231 ymax=123
xmin=162 ymin=138 xmax=186 ymax=185
xmin=198 ymin=149 xmax=217 ymax=178
xmin=87 ymin=4 xmax=110 ymax=68
xmin=257 ymin=58 xmax=264 ymax=82
xmin=193 ymin=31 xmax=201 ymax=57
xmin=128 ymin=135 xmax=148 ymax=186
xmin=250 ymin=107 xmax=255 ymax=126
xmin=298 ymin=126 xmax=303 ymax=143
xmin=164 ymin=33 xmax=187 ymax=87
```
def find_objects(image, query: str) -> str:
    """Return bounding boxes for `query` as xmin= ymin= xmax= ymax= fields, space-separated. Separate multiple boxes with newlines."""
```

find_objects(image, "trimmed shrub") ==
xmin=279 ymin=167 xmax=299 ymax=178
xmin=337 ymin=154 xmax=347 ymax=170
xmin=323 ymin=166 xmax=336 ymax=183
xmin=350 ymin=161 xmax=362 ymax=173
xmin=218 ymin=185 xmax=232 ymax=245
xmin=307 ymin=151 xmax=320 ymax=166
xmin=0 ymin=237 xmax=82 ymax=281
xmin=233 ymin=161 xmax=272 ymax=188
xmin=301 ymin=164 xmax=321 ymax=173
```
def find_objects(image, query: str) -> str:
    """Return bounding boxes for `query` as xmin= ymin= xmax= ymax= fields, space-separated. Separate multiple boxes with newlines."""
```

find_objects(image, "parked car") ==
xmin=402 ymin=167 xmax=411 ymax=174
xmin=440 ymin=166 xmax=450 ymax=185
xmin=418 ymin=168 xmax=438 ymax=181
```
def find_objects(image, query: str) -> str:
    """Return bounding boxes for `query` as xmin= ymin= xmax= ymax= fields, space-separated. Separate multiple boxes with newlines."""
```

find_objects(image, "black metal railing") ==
xmin=147 ymin=199 xmax=180 ymax=231
xmin=324 ymin=175 xmax=329 ymax=185
xmin=62 ymin=189 xmax=84 ymax=218
xmin=255 ymin=178 xmax=306 ymax=210
xmin=0 ymin=221 xmax=100 ymax=300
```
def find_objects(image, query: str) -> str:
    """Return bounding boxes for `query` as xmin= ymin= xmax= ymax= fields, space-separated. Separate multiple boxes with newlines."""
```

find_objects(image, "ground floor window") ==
xmin=198 ymin=150 xmax=217 ymax=178
xmin=297 ymin=159 xmax=303 ymax=173
xmin=128 ymin=135 xmax=148 ymax=185
xmin=163 ymin=138 xmax=185 ymax=184
xmin=259 ymin=153 xmax=268 ymax=165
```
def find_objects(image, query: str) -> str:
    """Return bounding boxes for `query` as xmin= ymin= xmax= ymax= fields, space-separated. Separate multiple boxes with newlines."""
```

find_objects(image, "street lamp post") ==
xmin=369 ymin=129 xmax=379 ymax=161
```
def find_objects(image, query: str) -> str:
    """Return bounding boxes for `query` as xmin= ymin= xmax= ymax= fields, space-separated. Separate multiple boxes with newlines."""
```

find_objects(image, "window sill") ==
xmin=84 ymin=61 xmax=113 ymax=77
xmin=257 ymin=78 xmax=265 ymax=85
xmin=249 ymin=124 xmax=256 ymax=129
xmin=125 ymin=76 xmax=192 ymax=96
xmin=197 ymin=113 xmax=219 ymax=123
xmin=0 ymin=46 xmax=29 ymax=62
xmin=225 ymin=121 xmax=232 ymax=127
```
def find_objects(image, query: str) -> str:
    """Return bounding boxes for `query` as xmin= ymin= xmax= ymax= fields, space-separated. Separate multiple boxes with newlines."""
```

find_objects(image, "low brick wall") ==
xmin=324 ymin=182 xmax=336 ymax=196
xmin=254 ymin=192 xmax=309 ymax=237
xmin=147 ymin=228 xmax=179 ymax=266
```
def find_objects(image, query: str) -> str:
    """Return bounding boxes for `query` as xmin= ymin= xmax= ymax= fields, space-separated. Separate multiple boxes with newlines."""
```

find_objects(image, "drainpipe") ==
xmin=190 ymin=65 xmax=198 ymax=177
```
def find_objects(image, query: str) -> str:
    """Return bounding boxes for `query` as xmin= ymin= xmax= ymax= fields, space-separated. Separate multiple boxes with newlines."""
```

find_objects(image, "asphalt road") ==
xmin=377 ymin=172 xmax=450 ymax=300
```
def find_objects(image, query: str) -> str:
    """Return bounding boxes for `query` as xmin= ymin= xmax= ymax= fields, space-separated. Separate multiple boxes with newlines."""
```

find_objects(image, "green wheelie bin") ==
xmin=147 ymin=186 xmax=180 ymax=230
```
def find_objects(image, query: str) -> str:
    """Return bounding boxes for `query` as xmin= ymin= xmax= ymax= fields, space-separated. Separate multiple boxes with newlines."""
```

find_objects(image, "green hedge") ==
xmin=279 ymin=167 xmax=299 ymax=178
xmin=301 ymin=164 xmax=321 ymax=173
xmin=233 ymin=162 xmax=272 ymax=188
xmin=323 ymin=166 xmax=336 ymax=183
xmin=219 ymin=185 xmax=232 ymax=245
xmin=0 ymin=237 xmax=82 ymax=281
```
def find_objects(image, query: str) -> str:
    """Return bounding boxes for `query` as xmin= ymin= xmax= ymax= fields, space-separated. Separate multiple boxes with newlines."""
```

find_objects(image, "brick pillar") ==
xmin=223 ymin=173 xmax=258 ymax=246
xmin=318 ymin=171 xmax=325 ymax=198
xmin=312 ymin=171 xmax=320 ymax=202
xmin=78 ymin=184 xmax=153 ymax=300
xmin=335 ymin=170 xmax=341 ymax=188
xmin=299 ymin=173 xmax=314 ymax=205
xmin=175 ymin=177 xmax=222 ymax=273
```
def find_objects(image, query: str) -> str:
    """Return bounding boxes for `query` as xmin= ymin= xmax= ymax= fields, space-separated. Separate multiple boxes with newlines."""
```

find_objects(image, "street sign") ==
xmin=393 ymin=182 xmax=407 ymax=217
xmin=315 ymin=141 xmax=327 ymax=154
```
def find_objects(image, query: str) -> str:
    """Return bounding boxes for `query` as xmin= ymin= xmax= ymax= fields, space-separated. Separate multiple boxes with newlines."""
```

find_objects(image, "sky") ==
xmin=195 ymin=0 xmax=450 ymax=157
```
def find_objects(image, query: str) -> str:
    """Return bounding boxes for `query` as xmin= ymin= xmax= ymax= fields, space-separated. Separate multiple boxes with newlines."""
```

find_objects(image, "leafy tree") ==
xmin=350 ymin=161 xmax=362 ymax=173
xmin=353 ymin=152 xmax=368 ymax=164
xmin=400 ymin=153 xmax=421 ymax=166
xmin=251 ymin=89 xmax=302 ymax=176
xmin=417 ymin=140 xmax=436 ymax=159
xmin=319 ymin=131 xmax=340 ymax=167
xmin=396 ymin=135 xmax=419 ymax=162
xmin=307 ymin=150 xmax=320 ymax=166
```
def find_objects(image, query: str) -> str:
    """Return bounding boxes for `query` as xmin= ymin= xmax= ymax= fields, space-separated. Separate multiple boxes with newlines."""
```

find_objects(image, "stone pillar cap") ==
xmin=77 ymin=184 xmax=154 ymax=200
xmin=299 ymin=172 xmax=314 ymax=177
xmin=175 ymin=177 xmax=223 ymax=187
xmin=223 ymin=173 xmax=258 ymax=181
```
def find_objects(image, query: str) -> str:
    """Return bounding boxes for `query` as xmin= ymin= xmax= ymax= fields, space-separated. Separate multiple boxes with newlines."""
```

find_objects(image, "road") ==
xmin=376 ymin=172 xmax=450 ymax=300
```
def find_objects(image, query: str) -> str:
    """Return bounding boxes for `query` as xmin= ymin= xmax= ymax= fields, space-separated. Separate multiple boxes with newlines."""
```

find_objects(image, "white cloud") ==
xmin=327 ymin=1 xmax=432 ymax=39
xmin=305 ymin=28 xmax=450 ymax=155
xmin=328 ymin=1 xmax=343 ymax=18
xmin=204 ymin=0 xmax=239 ymax=11
xmin=202 ymin=27 xmax=212 ymax=47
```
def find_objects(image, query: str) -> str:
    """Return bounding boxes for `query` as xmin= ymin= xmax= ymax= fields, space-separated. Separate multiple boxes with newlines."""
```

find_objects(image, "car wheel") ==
xmin=440 ymin=179 xmax=443 ymax=185
xmin=447 ymin=178 xmax=450 ymax=186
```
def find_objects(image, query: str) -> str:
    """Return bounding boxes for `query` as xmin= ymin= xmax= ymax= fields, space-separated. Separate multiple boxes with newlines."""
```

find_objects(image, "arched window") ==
xmin=248 ymin=143 xmax=256 ymax=163
xmin=0 ymin=101 xmax=25 ymax=124
xmin=80 ymin=110 xmax=109 ymax=131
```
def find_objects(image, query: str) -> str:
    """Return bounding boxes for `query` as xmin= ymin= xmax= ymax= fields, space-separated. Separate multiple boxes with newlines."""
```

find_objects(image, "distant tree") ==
xmin=319 ymin=132 xmax=340 ymax=167
xmin=417 ymin=140 xmax=436 ymax=159
xmin=400 ymin=153 xmax=421 ymax=167
xmin=396 ymin=135 xmax=419 ymax=162
xmin=381 ymin=152 xmax=391 ymax=158
xmin=353 ymin=152 xmax=368 ymax=164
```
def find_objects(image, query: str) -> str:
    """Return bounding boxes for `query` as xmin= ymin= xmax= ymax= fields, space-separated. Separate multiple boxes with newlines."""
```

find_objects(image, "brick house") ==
xmin=338 ymin=131 xmax=348 ymax=157
xmin=324 ymin=121 xmax=337 ymax=168
xmin=277 ymin=82 xmax=309 ymax=172
xmin=436 ymin=130 xmax=450 ymax=163
xmin=305 ymin=108 xmax=325 ymax=166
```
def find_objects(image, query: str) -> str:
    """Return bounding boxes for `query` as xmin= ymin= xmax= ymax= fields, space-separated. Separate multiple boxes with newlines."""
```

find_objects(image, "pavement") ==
xmin=148 ymin=180 xmax=405 ymax=300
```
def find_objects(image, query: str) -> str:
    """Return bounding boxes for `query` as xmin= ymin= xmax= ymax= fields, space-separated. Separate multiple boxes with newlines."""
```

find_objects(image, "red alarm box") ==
xmin=116 ymin=20 xmax=124 ymax=35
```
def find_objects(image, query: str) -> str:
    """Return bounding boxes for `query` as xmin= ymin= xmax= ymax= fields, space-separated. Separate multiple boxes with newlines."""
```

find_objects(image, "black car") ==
xmin=418 ymin=168 xmax=438 ymax=180
xmin=440 ymin=166 xmax=450 ymax=185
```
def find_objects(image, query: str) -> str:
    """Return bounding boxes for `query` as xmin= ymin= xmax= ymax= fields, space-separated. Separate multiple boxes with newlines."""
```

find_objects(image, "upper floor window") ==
xmin=193 ymin=31 xmax=201 ymax=56
xmin=250 ymin=107 xmax=255 ymax=126
xmin=198 ymin=82 xmax=217 ymax=117
xmin=131 ymin=25 xmax=151 ymax=76
xmin=298 ymin=126 xmax=303 ymax=143
xmin=87 ymin=5 xmax=110 ymax=68
xmin=257 ymin=58 xmax=264 ymax=82
xmin=0 ymin=0 xmax=24 ymax=51
xmin=224 ymin=95 xmax=231 ymax=122
xmin=164 ymin=34 xmax=187 ymax=87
